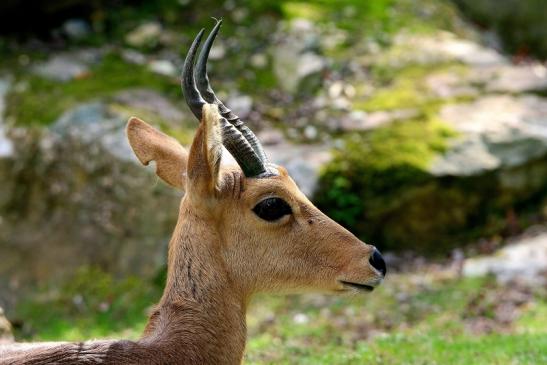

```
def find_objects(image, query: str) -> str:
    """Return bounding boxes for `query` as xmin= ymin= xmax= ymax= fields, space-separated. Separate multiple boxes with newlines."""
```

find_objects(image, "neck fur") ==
xmin=0 ymin=205 xmax=248 ymax=365
xmin=141 ymin=208 xmax=248 ymax=364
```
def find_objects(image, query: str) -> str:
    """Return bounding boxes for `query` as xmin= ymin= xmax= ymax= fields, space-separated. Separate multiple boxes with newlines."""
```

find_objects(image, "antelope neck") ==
xmin=141 ymin=213 xmax=248 ymax=365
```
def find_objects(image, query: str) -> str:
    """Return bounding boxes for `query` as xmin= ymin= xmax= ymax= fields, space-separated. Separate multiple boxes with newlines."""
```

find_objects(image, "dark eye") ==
xmin=252 ymin=197 xmax=292 ymax=221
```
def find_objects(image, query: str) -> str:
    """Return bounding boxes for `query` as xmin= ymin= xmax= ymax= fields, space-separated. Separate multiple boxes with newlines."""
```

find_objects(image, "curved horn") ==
xmin=196 ymin=19 xmax=269 ymax=163
xmin=220 ymin=118 xmax=268 ymax=177
xmin=182 ymin=27 xmax=271 ymax=177
xmin=182 ymin=29 xmax=206 ymax=120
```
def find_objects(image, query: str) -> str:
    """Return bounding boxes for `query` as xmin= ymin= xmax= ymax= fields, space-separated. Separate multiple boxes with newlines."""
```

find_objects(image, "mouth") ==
xmin=339 ymin=280 xmax=375 ymax=292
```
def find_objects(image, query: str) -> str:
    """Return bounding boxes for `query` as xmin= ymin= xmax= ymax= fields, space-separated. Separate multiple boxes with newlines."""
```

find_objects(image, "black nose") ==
xmin=369 ymin=248 xmax=386 ymax=276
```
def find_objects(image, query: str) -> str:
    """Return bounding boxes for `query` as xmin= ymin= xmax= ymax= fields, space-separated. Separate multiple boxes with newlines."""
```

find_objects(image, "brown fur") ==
xmin=0 ymin=104 xmax=383 ymax=364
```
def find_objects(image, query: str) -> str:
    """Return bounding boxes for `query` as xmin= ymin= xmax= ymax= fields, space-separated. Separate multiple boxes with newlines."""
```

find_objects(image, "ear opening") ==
xmin=126 ymin=117 xmax=188 ymax=189
xmin=186 ymin=104 xmax=223 ymax=196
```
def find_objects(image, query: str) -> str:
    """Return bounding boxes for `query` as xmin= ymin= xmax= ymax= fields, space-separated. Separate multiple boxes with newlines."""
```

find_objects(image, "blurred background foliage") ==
xmin=0 ymin=0 xmax=546 ymax=364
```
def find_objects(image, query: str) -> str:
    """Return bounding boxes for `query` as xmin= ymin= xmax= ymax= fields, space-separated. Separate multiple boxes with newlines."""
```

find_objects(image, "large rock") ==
xmin=265 ymin=143 xmax=331 ymax=197
xmin=125 ymin=22 xmax=162 ymax=49
xmin=372 ymin=32 xmax=506 ymax=69
xmin=32 ymin=49 xmax=103 ymax=82
xmin=431 ymin=95 xmax=547 ymax=176
xmin=463 ymin=230 xmax=547 ymax=284
xmin=0 ymin=100 xmax=182 ymax=311
xmin=316 ymin=93 xmax=547 ymax=252
xmin=480 ymin=63 xmax=547 ymax=93
xmin=272 ymin=19 xmax=327 ymax=93
xmin=113 ymin=89 xmax=184 ymax=124
xmin=51 ymin=102 xmax=134 ymax=161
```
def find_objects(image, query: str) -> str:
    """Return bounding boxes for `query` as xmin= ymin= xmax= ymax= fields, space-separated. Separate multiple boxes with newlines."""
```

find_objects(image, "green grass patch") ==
xmin=12 ymin=269 xmax=546 ymax=365
xmin=6 ymin=53 xmax=178 ymax=126
xmin=244 ymin=275 xmax=546 ymax=364
xmin=14 ymin=266 xmax=161 ymax=341
xmin=350 ymin=332 xmax=546 ymax=365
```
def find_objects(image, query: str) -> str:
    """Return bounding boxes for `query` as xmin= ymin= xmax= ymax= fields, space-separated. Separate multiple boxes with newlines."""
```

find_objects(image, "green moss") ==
xmin=316 ymin=116 xmax=455 ymax=230
xmin=281 ymin=2 xmax=328 ymax=21
xmin=6 ymin=53 xmax=177 ymax=126
xmin=354 ymin=63 xmax=469 ymax=112
xmin=316 ymin=111 xmax=547 ymax=252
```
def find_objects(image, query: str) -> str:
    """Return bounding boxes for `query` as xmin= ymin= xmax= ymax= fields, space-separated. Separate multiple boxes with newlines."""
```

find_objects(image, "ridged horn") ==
xmin=182 ymin=25 xmax=272 ymax=177
xmin=195 ymin=19 xmax=270 ymax=163
xmin=182 ymin=29 xmax=206 ymax=120
xmin=220 ymin=118 xmax=268 ymax=177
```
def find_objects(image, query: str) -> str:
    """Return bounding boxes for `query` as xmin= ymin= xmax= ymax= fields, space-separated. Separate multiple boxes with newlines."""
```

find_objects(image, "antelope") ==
xmin=0 ymin=20 xmax=386 ymax=365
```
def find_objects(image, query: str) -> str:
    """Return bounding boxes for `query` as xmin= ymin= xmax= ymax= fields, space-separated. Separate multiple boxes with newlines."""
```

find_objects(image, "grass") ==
xmin=350 ymin=332 xmax=546 ymax=365
xmin=11 ymin=267 xmax=547 ymax=365
xmin=5 ymin=53 xmax=178 ymax=126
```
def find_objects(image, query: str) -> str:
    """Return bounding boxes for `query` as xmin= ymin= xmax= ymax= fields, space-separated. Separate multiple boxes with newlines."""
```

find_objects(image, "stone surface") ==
xmin=257 ymin=129 xmax=284 ymax=146
xmin=32 ymin=49 xmax=103 ymax=82
xmin=225 ymin=94 xmax=253 ymax=119
xmin=121 ymin=49 xmax=147 ymax=65
xmin=51 ymin=102 xmax=134 ymax=161
xmin=0 ymin=307 xmax=13 ymax=344
xmin=479 ymin=63 xmax=547 ymax=93
xmin=33 ymin=55 xmax=89 ymax=82
xmin=431 ymin=95 xmax=547 ymax=176
xmin=148 ymin=59 xmax=177 ymax=77
xmin=126 ymin=22 xmax=162 ymax=48
xmin=272 ymin=19 xmax=327 ymax=93
xmin=250 ymin=53 xmax=268 ymax=69
xmin=62 ymin=18 xmax=91 ymax=40
xmin=114 ymin=89 xmax=184 ymax=124
xmin=342 ymin=109 xmax=420 ymax=131
xmin=386 ymin=32 xmax=506 ymax=68
xmin=0 ymin=77 xmax=13 ymax=157
xmin=265 ymin=142 xmax=331 ymax=197
xmin=426 ymin=72 xmax=478 ymax=98
xmin=0 ymin=108 xmax=180 ymax=310
xmin=463 ymin=230 xmax=547 ymax=284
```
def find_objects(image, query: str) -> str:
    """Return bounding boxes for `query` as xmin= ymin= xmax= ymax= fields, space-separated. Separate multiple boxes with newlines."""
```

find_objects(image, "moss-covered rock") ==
xmin=6 ymin=53 xmax=178 ymax=126
xmin=315 ymin=114 xmax=547 ymax=254
xmin=315 ymin=116 xmax=451 ymax=251
xmin=0 ymin=128 xmax=180 ymax=311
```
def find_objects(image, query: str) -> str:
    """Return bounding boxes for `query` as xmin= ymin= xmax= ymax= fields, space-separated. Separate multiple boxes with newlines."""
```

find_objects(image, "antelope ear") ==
xmin=186 ymin=104 xmax=222 ymax=197
xmin=126 ymin=117 xmax=188 ymax=189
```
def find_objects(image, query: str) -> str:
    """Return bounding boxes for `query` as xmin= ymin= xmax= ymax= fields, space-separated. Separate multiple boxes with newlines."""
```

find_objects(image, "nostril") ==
xmin=369 ymin=248 xmax=386 ymax=276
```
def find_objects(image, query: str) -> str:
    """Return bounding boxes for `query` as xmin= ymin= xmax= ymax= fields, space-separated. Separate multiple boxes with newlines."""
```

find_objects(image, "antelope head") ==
xmin=0 ymin=20 xmax=386 ymax=365
xmin=127 ymin=20 xmax=386 ymax=303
